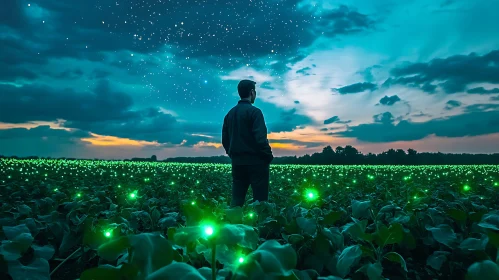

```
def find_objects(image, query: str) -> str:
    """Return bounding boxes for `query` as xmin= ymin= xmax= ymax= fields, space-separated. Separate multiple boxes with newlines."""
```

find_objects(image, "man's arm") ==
xmin=252 ymin=109 xmax=273 ymax=162
xmin=222 ymin=114 xmax=230 ymax=155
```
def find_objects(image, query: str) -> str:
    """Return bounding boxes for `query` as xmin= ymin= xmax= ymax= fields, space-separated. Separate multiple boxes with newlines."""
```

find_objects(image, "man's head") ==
xmin=237 ymin=79 xmax=257 ymax=104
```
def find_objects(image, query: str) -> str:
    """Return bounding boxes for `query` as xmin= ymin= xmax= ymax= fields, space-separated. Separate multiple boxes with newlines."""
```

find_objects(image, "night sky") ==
xmin=1 ymin=0 xmax=499 ymax=159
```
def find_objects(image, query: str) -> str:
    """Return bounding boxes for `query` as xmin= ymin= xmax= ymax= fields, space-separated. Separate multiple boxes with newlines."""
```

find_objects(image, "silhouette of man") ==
xmin=222 ymin=79 xmax=274 ymax=208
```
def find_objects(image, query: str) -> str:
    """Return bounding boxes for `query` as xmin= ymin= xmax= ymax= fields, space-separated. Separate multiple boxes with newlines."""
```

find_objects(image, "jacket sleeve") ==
xmin=252 ymin=109 xmax=273 ymax=162
xmin=222 ymin=115 xmax=230 ymax=155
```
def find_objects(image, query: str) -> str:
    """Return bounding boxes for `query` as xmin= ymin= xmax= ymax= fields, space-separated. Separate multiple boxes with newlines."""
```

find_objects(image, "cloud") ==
xmin=0 ymin=81 xmax=221 ymax=146
xmin=445 ymin=100 xmax=462 ymax=110
xmin=267 ymin=108 xmax=313 ymax=133
xmin=379 ymin=95 xmax=401 ymax=106
xmin=333 ymin=106 xmax=499 ymax=142
xmin=467 ymin=87 xmax=499 ymax=94
xmin=373 ymin=112 xmax=395 ymax=124
xmin=385 ymin=49 xmax=499 ymax=94
xmin=296 ymin=67 xmax=312 ymax=76
xmin=333 ymin=82 xmax=378 ymax=94
xmin=324 ymin=116 xmax=351 ymax=125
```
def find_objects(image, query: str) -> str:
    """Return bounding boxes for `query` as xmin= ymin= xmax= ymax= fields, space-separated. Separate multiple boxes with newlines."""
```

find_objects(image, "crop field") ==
xmin=1 ymin=159 xmax=499 ymax=280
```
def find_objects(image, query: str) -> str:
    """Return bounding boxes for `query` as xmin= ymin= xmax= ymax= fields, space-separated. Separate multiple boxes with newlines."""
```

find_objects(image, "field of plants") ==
xmin=1 ymin=159 xmax=499 ymax=280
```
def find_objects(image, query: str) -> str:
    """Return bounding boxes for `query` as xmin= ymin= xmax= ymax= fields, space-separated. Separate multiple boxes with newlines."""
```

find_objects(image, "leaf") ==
xmin=426 ymin=251 xmax=451 ymax=271
xmin=478 ymin=212 xmax=499 ymax=231
xmin=322 ymin=211 xmax=343 ymax=226
xmin=312 ymin=231 xmax=330 ymax=256
xmin=80 ymin=265 xmax=123 ymax=280
xmin=336 ymin=245 xmax=362 ymax=278
xmin=351 ymin=200 xmax=371 ymax=219
xmin=426 ymin=224 xmax=458 ymax=248
xmin=151 ymin=208 xmax=161 ymax=223
xmin=237 ymin=240 xmax=298 ymax=277
xmin=466 ymin=260 xmax=499 ymax=280
xmin=373 ymin=223 xmax=404 ymax=247
xmin=460 ymin=235 xmax=489 ymax=251
xmin=97 ymin=236 xmax=131 ymax=262
xmin=342 ymin=218 xmax=368 ymax=241
xmin=7 ymin=258 xmax=50 ymax=280
xmin=32 ymin=245 xmax=55 ymax=260
xmin=303 ymin=254 xmax=324 ymax=274
xmin=446 ymin=208 xmax=467 ymax=223
xmin=3 ymin=224 xmax=31 ymax=240
xmin=322 ymin=227 xmax=344 ymax=250
xmin=225 ymin=207 xmax=244 ymax=224
xmin=357 ymin=262 xmax=383 ymax=280
xmin=296 ymin=217 xmax=317 ymax=236
xmin=128 ymin=233 xmax=174 ymax=277
xmin=384 ymin=252 xmax=408 ymax=272
xmin=215 ymin=224 xmax=259 ymax=250
xmin=487 ymin=230 xmax=499 ymax=248
xmin=174 ymin=226 xmax=203 ymax=247
xmin=288 ymin=234 xmax=305 ymax=245
xmin=145 ymin=262 xmax=205 ymax=280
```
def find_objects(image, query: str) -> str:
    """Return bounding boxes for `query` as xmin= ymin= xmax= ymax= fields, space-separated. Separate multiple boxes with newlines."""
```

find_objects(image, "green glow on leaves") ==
xmin=248 ymin=212 xmax=254 ymax=218
xmin=463 ymin=185 xmax=471 ymax=192
xmin=53 ymin=188 xmax=58 ymax=192
xmin=191 ymin=201 xmax=196 ymax=205
xmin=104 ymin=230 xmax=112 ymax=238
xmin=305 ymin=189 xmax=318 ymax=201
xmin=494 ymin=182 xmax=498 ymax=187
xmin=76 ymin=193 xmax=82 ymax=198
xmin=353 ymin=179 xmax=357 ymax=184
xmin=238 ymin=257 xmax=245 ymax=263
xmin=129 ymin=191 xmax=138 ymax=199
xmin=204 ymin=226 xmax=214 ymax=236
xmin=117 ymin=185 xmax=121 ymax=188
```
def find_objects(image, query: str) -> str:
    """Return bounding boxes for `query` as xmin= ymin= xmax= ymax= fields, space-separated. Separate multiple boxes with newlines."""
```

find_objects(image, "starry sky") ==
xmin=1 ymin=0 xmax=499 ymax=159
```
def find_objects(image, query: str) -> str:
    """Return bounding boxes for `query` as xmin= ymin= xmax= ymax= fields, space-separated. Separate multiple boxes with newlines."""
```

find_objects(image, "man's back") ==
xmin=222 ymin=99 xmax=273 ymax=165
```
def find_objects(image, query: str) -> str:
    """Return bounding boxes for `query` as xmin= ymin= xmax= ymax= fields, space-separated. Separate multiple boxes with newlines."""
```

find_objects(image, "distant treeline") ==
xmin=3 ymin=145 xmax=496 ymax=165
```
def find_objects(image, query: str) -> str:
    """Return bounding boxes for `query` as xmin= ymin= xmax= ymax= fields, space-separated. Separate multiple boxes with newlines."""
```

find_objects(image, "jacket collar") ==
xmin=238 ymin=99 xmax=252 ymax=105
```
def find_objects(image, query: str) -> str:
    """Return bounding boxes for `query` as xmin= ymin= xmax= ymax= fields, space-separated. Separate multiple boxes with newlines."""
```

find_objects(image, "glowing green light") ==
xmin=76 ymin=193 xmax=82 ymax=198
xmin=308 ymin=193 xmax=314 ymax=198
xmin=353 ymin=179 xmax=357 ymax=183
xmin=53 ymin=188 xmax=58 ymax=192
xmin=104 ymin=231 xmax=112 ymax=238
xmin=117 ymin=185 xmax=121 ymax=188
xmin=238 ymin=257 xmax=245 ymax=263
xmin=248 ymin=212 xmax=254 ymax=218
xmin=191 ymin=201 xmax=196 ymax=205
xmin=129 ymin=191 xmax=138 ymax=199
xmin=204 ymin=226 xmax=214 ymax=236
xmin=494 ymin=182 xmax=498 ymax=187
xmin=463 ymin=185 xmax=471 ymax=191
xmin=196 ymin=180 xmax=199 ymax=184
xmin=413 ymin=196 xmax=418 ymax=200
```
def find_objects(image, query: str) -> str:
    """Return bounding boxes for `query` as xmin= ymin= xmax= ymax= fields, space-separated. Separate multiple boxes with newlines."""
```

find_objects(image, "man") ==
xmin=222 ymin=79 xmax=273 ymax=208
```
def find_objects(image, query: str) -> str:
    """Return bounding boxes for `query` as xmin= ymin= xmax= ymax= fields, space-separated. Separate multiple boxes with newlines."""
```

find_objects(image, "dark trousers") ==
xmin=230 ymin=163 xmax=270 ymax=207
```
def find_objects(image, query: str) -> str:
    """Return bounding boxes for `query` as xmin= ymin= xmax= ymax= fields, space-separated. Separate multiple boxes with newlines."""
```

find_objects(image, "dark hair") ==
xmin=237 ymin=79 xmax=256 ymax=98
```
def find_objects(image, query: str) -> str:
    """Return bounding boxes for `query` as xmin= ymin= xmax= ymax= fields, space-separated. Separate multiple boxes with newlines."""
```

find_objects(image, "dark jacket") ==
xmin=222 ymin=100 xmax=273 ymax=165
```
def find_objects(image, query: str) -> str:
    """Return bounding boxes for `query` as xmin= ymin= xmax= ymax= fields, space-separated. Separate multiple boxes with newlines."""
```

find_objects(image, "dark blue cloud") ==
xmin=379 ymin=95 xmax=401 ymax=106
xmin=334 ymin=105 xmax=499 ymax=142
xmin=467 ymin=87 xmax=499 ymax=94
xmin=386 ymin=50 xmax=499 ymax=94
xmin=445 ymin=100 xmax=462 ymax=110
xmin=267 ymin=108 xmax=313 ymax=133
xmin=333 ymin=82 xmax=378 ymax=94
xmin=324 ymin=116 xmax=351 ymax=125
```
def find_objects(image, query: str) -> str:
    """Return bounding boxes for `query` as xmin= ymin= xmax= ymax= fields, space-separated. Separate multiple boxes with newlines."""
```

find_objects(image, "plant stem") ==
xmin=212 ymin=241 xmax=216 ymax=280
xmin=50 ymin=247 xmax=82 ymax=277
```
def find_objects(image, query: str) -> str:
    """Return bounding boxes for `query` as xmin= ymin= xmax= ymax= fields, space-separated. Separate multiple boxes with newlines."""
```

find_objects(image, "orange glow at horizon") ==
xmin=81 ymin=133 xmax=161 ymax=147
